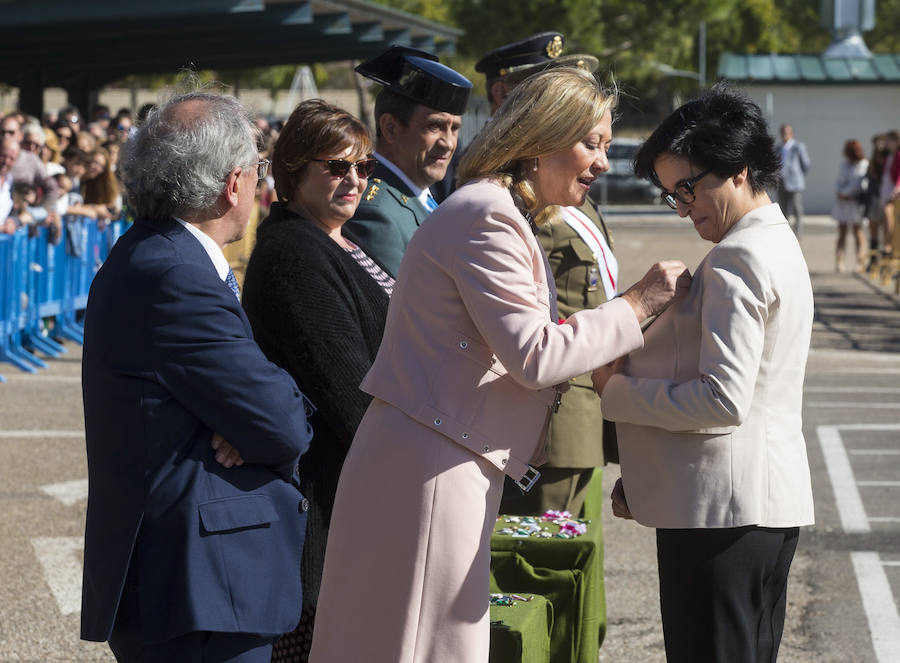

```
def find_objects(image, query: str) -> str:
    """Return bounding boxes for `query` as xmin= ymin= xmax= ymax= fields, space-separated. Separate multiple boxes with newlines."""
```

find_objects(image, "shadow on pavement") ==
xmin=811 ymin=273 xmax=900 ymax=354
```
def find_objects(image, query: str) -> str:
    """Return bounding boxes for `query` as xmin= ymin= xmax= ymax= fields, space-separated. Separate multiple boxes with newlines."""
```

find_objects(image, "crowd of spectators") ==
xmin=865 ymin=131 xmax=900 ymax=257
xmin=0 ymin=103 xmax=287 ymax=243
xmin=0 ymin=103 xmax=158 ymax=240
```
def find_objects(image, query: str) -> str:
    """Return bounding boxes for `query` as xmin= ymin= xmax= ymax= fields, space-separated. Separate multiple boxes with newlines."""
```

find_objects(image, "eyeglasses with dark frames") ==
xmin=657 ymin=169 xmax=711 ymax=210
xmin=311 ymin=158 xmax=377 ymax=180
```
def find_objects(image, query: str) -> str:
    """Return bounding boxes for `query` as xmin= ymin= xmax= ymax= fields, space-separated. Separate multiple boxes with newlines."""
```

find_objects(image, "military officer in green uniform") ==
xmin=477 ymin=33 xmax=617 ymax=518
xmin=348 ymin=46 xmax=472 ymax=277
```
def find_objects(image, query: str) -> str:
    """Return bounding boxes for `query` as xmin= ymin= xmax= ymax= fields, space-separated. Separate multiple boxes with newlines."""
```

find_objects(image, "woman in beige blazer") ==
xmin=594 ymin=87 xmax=815 ymax=663
xmin=310 ymin=68 xmax=689 ymax=663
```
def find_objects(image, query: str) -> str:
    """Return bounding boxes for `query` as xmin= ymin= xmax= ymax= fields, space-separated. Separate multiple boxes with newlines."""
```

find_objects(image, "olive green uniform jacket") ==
xmin=538 ymin=202 xmax=615 ymax=468
xmin=345 ymin=163 xmax=430 ymax=278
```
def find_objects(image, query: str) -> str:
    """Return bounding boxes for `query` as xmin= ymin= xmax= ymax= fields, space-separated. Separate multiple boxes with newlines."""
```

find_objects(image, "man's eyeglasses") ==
xmin=252 ymin=159 xmax=271 ymax=180
xmin=658 ymin=169 xmax=711 ymax=210
xmin=311 ymin=158 xmax=377 ymax=179
xmin=1 ymin=128 xmax=17 ymax=135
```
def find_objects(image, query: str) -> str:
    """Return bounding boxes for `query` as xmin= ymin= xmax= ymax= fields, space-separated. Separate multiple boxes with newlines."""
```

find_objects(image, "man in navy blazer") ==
xmin=777 ymin=123 xmax=811 ymax=236
xmin=81 ymin=92 xmax=314 ymax=662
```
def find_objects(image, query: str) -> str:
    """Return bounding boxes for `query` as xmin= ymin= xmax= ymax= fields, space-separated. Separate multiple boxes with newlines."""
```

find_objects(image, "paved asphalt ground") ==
xmin=1 ymin=209 xmax=898 ymax=662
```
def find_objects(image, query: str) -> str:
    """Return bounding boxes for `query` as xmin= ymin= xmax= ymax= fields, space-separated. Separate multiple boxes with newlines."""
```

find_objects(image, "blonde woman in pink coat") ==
xmin=310 ymin=67 xmax=689 ymax=663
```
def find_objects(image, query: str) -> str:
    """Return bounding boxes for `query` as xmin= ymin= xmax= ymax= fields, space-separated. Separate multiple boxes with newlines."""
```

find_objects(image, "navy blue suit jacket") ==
xmin=81 ymin=218 xmax=314 ymax=645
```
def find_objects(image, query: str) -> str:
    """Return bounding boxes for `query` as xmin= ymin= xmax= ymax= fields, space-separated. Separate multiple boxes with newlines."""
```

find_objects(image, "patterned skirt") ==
xmin=271 ymin=605 xmax=315 ymax=663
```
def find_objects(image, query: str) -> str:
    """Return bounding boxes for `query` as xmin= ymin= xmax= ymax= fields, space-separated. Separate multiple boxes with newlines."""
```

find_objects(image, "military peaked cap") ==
xmin=475 ymin=31 xmax=599 ymax=84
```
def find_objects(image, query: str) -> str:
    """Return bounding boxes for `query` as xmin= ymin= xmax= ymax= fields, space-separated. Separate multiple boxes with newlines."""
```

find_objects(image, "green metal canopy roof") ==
xmin=717 ymin=52 xmax=900 ymax=84
xmin=0 ymin=0 xmax=463 ymax=114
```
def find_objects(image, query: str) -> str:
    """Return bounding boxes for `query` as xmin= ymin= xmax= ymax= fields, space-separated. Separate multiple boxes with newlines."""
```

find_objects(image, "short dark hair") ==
xmin=634 ymin=85 xmax=781 ymax=195
xmin=61 ymin=145 xmax=90 ymax=163
xmin=272 ymin=98 xmax=372 ymax=202
xmin=12 ymin=181 xmax=36 ymax=197
xmin=373 ymin=89 xmax=417 ymax=138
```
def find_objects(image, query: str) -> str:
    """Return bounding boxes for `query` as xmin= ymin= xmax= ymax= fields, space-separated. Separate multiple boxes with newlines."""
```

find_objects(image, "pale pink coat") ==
xmin=310 ymin=179 xmax=643 ymax=663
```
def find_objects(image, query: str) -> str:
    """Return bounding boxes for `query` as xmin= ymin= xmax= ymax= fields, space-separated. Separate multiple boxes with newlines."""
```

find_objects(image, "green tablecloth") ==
xmin=490 ymin=469 xmax=605 ymax=663
xmin=489 ymin=594 xmax=553 ymax=663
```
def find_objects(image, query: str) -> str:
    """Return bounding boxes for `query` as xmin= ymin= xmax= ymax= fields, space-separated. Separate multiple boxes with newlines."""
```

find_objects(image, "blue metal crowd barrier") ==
xmin=0 ymin=216 xmax=128 ymax=381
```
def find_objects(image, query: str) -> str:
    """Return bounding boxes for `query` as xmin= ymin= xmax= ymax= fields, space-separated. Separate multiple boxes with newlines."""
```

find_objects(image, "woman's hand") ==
xmin=621 ymin=261 xmax=691 ymax=322
xmin=211 ymin=433 xmax=244 ymax=468
xmin=591 ymin=357 xmax=624 ymax=395
xmin=611 ymin=477 xmax=633 ymax=520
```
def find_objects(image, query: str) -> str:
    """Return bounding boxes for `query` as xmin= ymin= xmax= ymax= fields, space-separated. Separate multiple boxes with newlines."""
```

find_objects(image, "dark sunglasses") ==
xmin=657 ymin=169 xmax=711 ymax=210
xmin=311 ymin=157 xmax=377 ymax=179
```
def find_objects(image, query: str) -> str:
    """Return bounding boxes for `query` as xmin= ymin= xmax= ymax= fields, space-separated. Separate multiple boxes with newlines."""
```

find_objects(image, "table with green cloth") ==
xmin=489 ymin=593 xmax=553 ymax=663
xmin=489 ymin=469 xmax=605 ymax=663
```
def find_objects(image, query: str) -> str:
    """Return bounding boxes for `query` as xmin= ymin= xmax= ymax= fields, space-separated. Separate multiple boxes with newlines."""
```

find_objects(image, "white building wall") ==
xmin=738 ymin=84 xmax=900 ymax=215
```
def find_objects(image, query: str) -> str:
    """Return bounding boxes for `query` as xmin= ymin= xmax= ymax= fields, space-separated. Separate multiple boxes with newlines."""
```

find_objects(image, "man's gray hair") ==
xmin=118 ymin=91 xmax=258 ymax=220
xmin=23 ymin=123 xmax=45 ymax=145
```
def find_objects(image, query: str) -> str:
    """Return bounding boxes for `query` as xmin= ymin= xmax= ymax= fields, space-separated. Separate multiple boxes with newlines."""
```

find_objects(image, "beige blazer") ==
xmin=360 ymin=179 xmax=644 ymax=482
xmin=602 ymin=203 xmax=815 ymax=529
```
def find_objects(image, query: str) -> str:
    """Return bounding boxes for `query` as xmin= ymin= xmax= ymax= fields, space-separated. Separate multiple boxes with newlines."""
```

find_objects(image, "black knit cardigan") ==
xmin=242 ymin=202 xmax=389 ymax=608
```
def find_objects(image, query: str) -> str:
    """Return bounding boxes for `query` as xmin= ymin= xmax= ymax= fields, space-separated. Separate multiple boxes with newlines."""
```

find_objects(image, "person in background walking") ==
xmin=832 ymin=139 xmax=869 ymax=272
xmin=877 ymin=130 xmax=900 ymax=255
xmin=778 ymin=123 xmax=811 ymax=237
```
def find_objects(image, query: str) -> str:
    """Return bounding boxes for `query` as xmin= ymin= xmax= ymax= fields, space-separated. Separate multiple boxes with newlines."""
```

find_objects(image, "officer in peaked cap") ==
xmin=345 ymin=46 xmax=472 ymax=277
xmin=476 ymin=31 xmax=599 ymax=114
xmin=486 ymin=34 xmax=617 ymax=536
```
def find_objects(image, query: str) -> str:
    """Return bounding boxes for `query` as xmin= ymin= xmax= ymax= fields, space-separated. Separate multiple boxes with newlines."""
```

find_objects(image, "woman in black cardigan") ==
xmin=241 ymin=99 xmax=391 ymax=663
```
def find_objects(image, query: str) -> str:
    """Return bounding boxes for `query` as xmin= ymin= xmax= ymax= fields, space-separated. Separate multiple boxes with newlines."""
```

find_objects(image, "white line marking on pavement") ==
xmin=858 ymin=481 xmax=900 ymax=486
xmin=851 ymin=552 xmax=900 ymax=663
xmin=868 ymin=518 xmax=900 ymax=522
xmin=31 ymin=536 xmax=84 ymax=615
xmin=818 ymin=426 xmax=870 ymax=533
xmin=805 ymin=387 xmax=900 ymax=393
xmin=807 ymin=402 xmax=900 ymax=409
xmin=851 ymin=450 xmax=900 ymax=455
xmin=1 ymin=375 xmax=81 ymax=383
xmin=882 ymin=561 xmax=900 ymax=566
xmin=0 ymin=430 xmax=84 ymax=438
xmin=831 ymin=424 xmax=900 ymax=432
xmin=808 ymin=368 xmax=900 ymax=375
xmin=39 ymin=479 xmax=89 ymax=506
xmin=809 ymin=349 xmax=900 ymax=363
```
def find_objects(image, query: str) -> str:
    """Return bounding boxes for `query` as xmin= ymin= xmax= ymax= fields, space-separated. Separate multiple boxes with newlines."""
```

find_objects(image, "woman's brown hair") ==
xmin=272 ymin=99 xmax=373 ymax=203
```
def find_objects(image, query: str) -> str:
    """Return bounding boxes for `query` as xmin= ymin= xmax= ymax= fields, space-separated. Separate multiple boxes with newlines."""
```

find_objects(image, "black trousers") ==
xmin=656 ymin=526 xmax=799 ymax=663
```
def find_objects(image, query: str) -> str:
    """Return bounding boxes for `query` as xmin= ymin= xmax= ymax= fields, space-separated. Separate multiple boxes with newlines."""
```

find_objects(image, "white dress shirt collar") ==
xmin=373 ymin=151 xmax=434 ymax=208
xmin=174 ymin=218 xmax=230 ymax=281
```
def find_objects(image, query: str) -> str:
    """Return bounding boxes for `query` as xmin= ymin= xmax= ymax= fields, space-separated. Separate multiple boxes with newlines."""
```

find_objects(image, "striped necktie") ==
xmin=225 ymin=268 xmax=240 ymax=301
xmin=424 ymin=192 xmax=438 ymax=213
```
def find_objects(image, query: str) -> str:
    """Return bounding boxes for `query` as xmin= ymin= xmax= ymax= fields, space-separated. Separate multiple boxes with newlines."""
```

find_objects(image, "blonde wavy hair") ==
xmin=458 ymin=67 xmax=616 ymax=219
